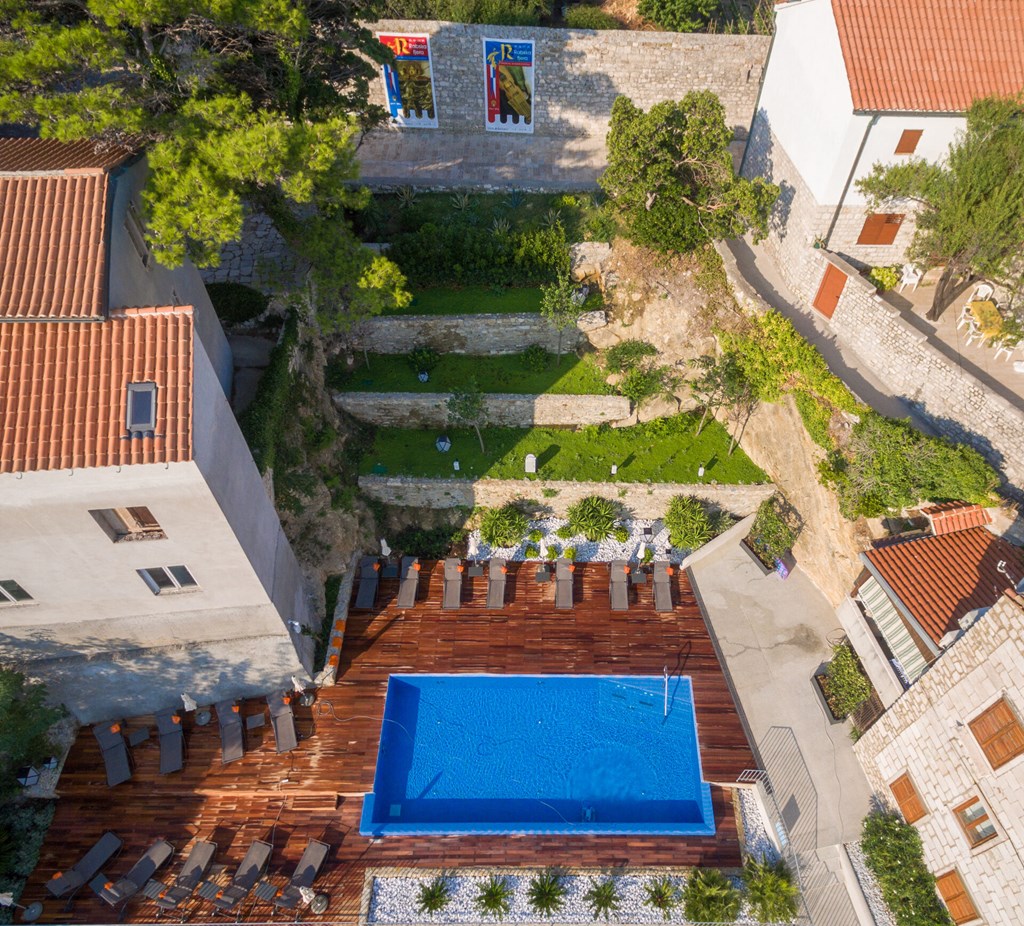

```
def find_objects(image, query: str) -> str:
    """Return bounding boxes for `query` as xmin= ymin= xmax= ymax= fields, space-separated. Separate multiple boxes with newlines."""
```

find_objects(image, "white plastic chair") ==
xmin=964 ymin=319 xmax=988 ymax=348
xmin=956 ymin=304 xmax=974 ymax=330
xmin=970 ymin=282 xmax=995 ymax=302
xmin=898 ymin=264 xmax=922 ymax=293
xmin=994 ymin=340 xmax=1020 ymax=362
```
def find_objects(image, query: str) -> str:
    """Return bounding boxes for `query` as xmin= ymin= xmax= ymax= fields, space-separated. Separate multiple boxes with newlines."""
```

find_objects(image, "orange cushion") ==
xmin=231 ymin=705 xmax=240 ymax=713
xmin=328 ymin=654 xmax=339 ymax=666
xmin=457 ymin=565 xmax=464 ymax=572
xmin=110 ymin=723 xmax=121 ymax=733
xmin=413 ymin=562 xmax=421 ymax=571
xmin=501 ymin=566 xmax=508 ymax=574
xmin=51 ymin=872 xmax=61 ymax=880
xmin=172 ymin=714 xmax=181 ymax=724
xmin=373 ymin=562 xmax=381 ymax=571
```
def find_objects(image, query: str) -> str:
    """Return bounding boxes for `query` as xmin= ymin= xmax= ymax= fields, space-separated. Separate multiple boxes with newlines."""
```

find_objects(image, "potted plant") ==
xmin=814 ymin=642 xmax=872 ymax=723
xmin=742 ymin=496 xmax=798 ymax=577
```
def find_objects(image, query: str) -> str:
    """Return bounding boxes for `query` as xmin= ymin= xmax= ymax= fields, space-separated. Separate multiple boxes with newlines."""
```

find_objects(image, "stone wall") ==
xmin=854 ymin=592 xmax=1024 ymax=926
xmin=199 ymin=211 xmax=300 ymax=289
xmin=336 ymin=391 xmax=631 ymax=427
xmin=347 ymin=312 xmax=581 ymax=354
xmin=367 ymin=21 xmax=769 ymax=141
xmin=358 ymin=475 xmax=774 ymax=518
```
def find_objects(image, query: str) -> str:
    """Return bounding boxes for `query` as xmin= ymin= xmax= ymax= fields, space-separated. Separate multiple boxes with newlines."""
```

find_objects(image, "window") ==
xmin=895 ymin=129 xmax=923 ymax=155
xmin=889 ymin=772 xmax=927 ymax=823
xmin=936 ymin=870 xmax=980 ymax=925
xmin=139 ymin=565 xmax=198 ymax=595
xmin=954 ymin=796 xmax=998 ymax=848
xmin=857 ymin=213 xmax=905 ymax=246
xmin=90 ymin=507 xmax=165 ymax=542
xmin=0 ymin=580 xmax=32 ymax=604
xmin=969 ymin=697 xmax=1024 ymax=769
xmin=126 ymin=382 xmax=157 ymax=433
xmin=125 ymin=202 xmax=151 ymax=268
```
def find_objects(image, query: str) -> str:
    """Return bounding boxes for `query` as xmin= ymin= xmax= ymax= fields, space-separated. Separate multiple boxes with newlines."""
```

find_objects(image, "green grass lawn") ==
xmin=359 ymin=414 xmax=768 ymax=484
xmin=387 ymin=285 xmax=543 ymax=316
xmin=329 ymin=351 xmax=610 ymax=395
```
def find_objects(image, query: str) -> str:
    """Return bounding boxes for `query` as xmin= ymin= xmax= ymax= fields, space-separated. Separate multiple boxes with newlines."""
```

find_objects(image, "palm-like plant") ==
xmin=566 ymin=495 xmax=618 ymax=542
xmin=682 ymin=868 xmax=741 ymax=924
xmin=527 ymin=869 xmax=566 ymax=918
xmin=584 ymin=878 xmax=621 ymax=922
xmin=416 ymin=876 xmax=453 ymax=915
xmin=643 ymin=876 xmax=680 ymax=921
xmin=475 ymin=875 xmax=514 ymax=920
xmin=744 ymin=858 xmax=800 ymax=923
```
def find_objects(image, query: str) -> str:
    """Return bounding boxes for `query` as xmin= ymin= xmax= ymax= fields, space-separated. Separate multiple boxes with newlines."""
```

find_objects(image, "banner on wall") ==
xmin=483 ymin=38 xmax=534 ymax=134
xmin=378 ymin=33 xmax=438 ymax=128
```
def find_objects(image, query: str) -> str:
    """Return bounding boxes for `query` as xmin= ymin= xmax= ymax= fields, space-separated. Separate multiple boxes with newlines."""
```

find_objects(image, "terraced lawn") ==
xmin=385 ymin=286 xmax=543 ymax=316
xmin=329 ymin=352 xmax=610 ymax=395
xmin=359 ymin=414 xmax=768 ymax=484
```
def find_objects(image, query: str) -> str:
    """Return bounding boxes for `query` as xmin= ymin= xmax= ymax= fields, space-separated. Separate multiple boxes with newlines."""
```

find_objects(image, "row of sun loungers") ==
xmin=354 ymin=556 xmax=677 ymax=613
xmin=218 ymin=693 xmax=298 ymax=764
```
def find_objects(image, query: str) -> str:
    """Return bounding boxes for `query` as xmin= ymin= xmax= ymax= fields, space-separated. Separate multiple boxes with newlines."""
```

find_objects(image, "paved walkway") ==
xmin=689 ymin=540 xmax=875 ymax=926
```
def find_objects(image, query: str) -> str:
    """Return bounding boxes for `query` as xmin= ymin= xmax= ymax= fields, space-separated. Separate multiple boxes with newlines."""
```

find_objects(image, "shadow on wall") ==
xmin=743 ymin=108 xmax=793 ymax=241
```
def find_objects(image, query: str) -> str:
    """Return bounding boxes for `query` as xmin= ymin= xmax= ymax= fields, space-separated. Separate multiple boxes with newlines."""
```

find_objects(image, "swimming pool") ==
xmin=360 ymin=674 xmax=715 ymax=836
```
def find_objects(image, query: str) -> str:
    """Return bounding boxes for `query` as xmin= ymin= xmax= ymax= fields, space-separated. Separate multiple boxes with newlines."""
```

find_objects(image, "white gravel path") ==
xmin=736 ymin=788 xmax=780 ymax=865
xmin=845 ymin=842 xmax=897 ymax=926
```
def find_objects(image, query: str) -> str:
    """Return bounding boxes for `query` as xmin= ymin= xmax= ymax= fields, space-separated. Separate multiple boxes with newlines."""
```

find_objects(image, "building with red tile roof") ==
xmin=921 ymin=501 xmax=993 ymax=536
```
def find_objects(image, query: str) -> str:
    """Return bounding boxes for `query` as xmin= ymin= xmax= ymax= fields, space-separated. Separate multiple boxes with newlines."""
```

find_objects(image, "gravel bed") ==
xmin=846 ymin=842 xmax=897 ymax=926
xmin=737 ymin=788 xmax=780 ymax=865
xmin=469 ymin=519 xmax=688 ymax=565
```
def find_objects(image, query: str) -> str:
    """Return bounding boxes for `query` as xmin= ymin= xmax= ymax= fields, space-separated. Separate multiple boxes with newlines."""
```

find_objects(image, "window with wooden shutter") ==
xmin=857 ymin=213 xmax=905 ymax=246
xmin=936 ymin=870 xmax=979 ymax=925
xmin=812 ymin=264 xmax=848 ymax=319
xmin=90 ymin=507 xmax=166 ymax=542
xmin=895 ymin=129 xmax=923 ymax=155
xmin=953 ymin=796 xmax=998 ymax=848
xmin=889 ymin=772 xmax=926 ymax=823
xmin=969 ymin=697 xmax=1024 ymax=769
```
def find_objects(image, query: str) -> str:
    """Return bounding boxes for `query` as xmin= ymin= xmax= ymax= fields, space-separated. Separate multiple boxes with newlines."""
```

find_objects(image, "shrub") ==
xmin=525 ymin=543 xmax=541 ymax=558
xmin=527 ymin=870 xmax=566 ymax=918
xmin=393 ymin=524 xmax=465 ymax=559
xmin=239 ymin=312 xmax=297 ymax=473
xmin=475 ymin=875 xmax=514 ymax=920
xmin=563 ymin=546 xmax=577 ymax=561
xmin=619 ymin=366 xmax=670 ymax=405
xmin=555 ymin=524 xmax=576 ymax=540
xmin=521 ymin=344 xmax=550 ymax=372
xmin=205 ymin=282 xmax=270 ymax=326
xmin=528 ymin=528 xmax=544 ymax=544
xmin=407 ymin=346 xmax=441 ymax=375
xmin=605 ymin=339 xmax=658 ymax=373
xmin=613 ymin=525 xmax=630 ymax=543
xmin=0 ymin=672 xmax=60 ymax=799
xmin=862 ymin=813 xmax=954 ymax=926
xmin=794 ymin=391 xmax=835 ymax=450
xmin=479 ymin=504 xmax=529 ymax=548
xmin=823 ymin=643 xmax=872 ymax=718
xmin=664 ymin=495 xmax=713 ymax=548
xmin=567 ymin=496 xmax=618 ymax=541
xmin=382 ymin=0 xmax=550 ymax=25
xmin=743 ymin=858 xmax=799 ymax=924
xmin=584 ymin=207 xmax=619 ymax=243
xmin=641 ymin=545 xmax=653 ymax=564
xmin=868 ymin=265 xmax=901 ymax=291
xmin=638 ymin=0 xmax=717 ymax=31
xmin=566 ymin=4 xmax=621 ymax=28
xmin=584 ymin=879 xmax=620 ymax=922
xmin=682 ymin=868 xmax=741 ymax=924
xmin=748 ymin=496 xmax=797 ymax=566
xmin=643 ymin=876 xmax=680 ymax=920
xmin=417 ymin=876 xmax=453 ymax=915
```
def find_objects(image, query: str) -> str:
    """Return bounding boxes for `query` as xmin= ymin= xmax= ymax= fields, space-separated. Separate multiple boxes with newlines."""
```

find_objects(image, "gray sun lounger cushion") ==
xmin=653 ymin=561 xmax=674 ymax=613
xmin=487 ymin=558 xmax=507 ymax=609
xmin=99 ymin=838 xmax=174 ymax=906
xmin=210 ymin=840 xmax=273 ymax=911
xmin=555 ymin=558 xmax=575 ymax=610
xmin=216 ymin=701 xmax=245 ymax=764
xmin=267 ymin=691 xmax=298 ymax=753
xmin=273 ymin=839 xmax=330 ymax=909
xmin=610 ymin=560 xmax=630 ymax=612
xmin=354 ymin=556 xmax=381 ymax=609
xmin=442 ymin=558 xmax=463 ymax=610
xmin=153 ymin=840 xmax=217 ymax=910
xmin=46 ymin=831 xmax=122 ymax=898
xmin=93 ymin=722 xmax=132 ymax=787
xmin=155 ymin=708 xmax=184 ymax=774
xmin=396 ymin=556 xmax=420 ymax=608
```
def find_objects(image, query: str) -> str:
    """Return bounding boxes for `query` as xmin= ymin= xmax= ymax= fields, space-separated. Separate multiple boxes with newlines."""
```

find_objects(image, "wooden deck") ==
xmin=24 ymin=562 xmax=754 ymax=924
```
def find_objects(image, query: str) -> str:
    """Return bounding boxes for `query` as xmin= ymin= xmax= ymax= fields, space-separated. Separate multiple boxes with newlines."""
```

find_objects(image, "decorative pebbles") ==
xmin=846 ymin=842 xmax=897 ymax=926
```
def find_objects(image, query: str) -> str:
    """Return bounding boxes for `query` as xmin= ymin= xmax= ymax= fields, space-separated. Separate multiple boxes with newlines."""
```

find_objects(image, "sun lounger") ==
xmin=155 ymin=708 xmax=184 ymax=774
xmin=354 ymin=556 xmax=381 ymax=609
xmin=272 ymin=839 xmax=330 ymax=910
xmin=98 ymin=838 xmax=174 ymax=907
xmin=267 ymin=691 xmax=298 ymax=753
xmin=216 ymin=701 xmax=245 ymax=764
xmin=46 ymin=831 xmax=122 ymax=899
xmin=610 ymin=561 xmax=630 ymax=612
xmin=555 ymin=558 xmax=575 ymax=610
xmin=653 ymin=561 xmax=674 ymax=613
xmin=487 ymin=558 xmax=507 ymax=609
xmin=442 ymin=558 xmax=463 ymax=610
xmin=210 ymin=840 xmax=273 ymax=912
xmin=93 ymin=721 xmax=132 ymax=787
xmin=152 ymin=840 xmax=217 ymax=912
xmin=396 ymin=556 xmax=420 ymax=608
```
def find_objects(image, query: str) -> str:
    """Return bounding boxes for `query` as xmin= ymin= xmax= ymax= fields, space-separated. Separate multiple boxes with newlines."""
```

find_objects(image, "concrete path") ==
xmin=689 ymin=539 xmax=875 ymax=926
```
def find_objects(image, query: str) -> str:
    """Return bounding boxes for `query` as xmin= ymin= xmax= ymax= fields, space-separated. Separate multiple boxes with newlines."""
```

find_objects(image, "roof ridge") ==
xmin=111 ymin=305 xmax=194 ymax=318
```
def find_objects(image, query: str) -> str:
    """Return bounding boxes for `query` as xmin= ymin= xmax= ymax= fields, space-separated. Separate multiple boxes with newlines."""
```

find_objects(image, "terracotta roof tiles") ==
xmin=831 ymin=0 xmax=1024 ymax=112
xmin=0 ymin=138 xmax=133 ymax=173
xmin=921 ymin=501 xmax=993 ymax=535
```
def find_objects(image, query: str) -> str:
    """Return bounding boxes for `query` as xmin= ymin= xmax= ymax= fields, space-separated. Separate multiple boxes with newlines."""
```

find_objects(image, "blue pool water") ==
xmin=359 ymin=674 xmax=715 ymax=836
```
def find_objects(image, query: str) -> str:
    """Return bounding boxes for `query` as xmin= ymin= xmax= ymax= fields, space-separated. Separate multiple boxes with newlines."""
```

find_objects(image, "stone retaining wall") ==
xmin=336 ymin=392 xmax=630 ymax=427
xmin=358 ymin=476 xmax=775 ymax=518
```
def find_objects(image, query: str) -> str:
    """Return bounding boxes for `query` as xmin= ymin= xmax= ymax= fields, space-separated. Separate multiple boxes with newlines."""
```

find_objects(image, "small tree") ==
xmin=447 ymin=378 xmax=487 ymax=453
xmin=540 ymin=274 xmax=585 ymax=365
xmin=725 ymin=376 xmax=759 ymax=456
xmin=0 ymin=669 xmax=60 ymax=796
xmin=688 ymin=353 xmax=746 ymax=435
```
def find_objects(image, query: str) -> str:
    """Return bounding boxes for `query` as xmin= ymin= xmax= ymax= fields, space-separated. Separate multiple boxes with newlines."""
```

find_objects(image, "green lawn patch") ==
xmin=329 ymin=352 xmax=610 ymax=396
xmin=359 ymin=414 xmax=768 ymax=484
xmin=389 ymin=285 xmax=543 ymax=315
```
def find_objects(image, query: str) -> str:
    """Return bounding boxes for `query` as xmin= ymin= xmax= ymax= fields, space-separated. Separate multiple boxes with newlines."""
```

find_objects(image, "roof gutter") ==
xmin=823 ymin=111 xmax=879 ymax=250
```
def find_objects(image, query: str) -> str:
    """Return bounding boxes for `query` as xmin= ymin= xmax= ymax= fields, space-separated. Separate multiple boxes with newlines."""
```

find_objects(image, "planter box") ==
xmin=812 ymin=668 xmax=848 ymax=726
xmin=740 ymin=537 xmax=774 ymax=576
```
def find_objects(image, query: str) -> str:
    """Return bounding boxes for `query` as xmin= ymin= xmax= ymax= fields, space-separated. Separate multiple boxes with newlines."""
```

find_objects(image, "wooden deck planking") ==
xmin=24 ymin=562 xmax=754 ymax=924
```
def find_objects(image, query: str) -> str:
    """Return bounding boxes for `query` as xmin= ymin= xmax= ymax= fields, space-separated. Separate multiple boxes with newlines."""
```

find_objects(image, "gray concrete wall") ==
xmin=335 ymin=391 xmax=630 ymax=427
xmin=358 ymin=475 xmax=774 ymax=517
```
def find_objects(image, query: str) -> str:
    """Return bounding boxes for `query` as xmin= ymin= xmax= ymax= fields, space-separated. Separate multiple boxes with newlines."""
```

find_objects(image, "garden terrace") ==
xmin=389 ymin=286 xmax=543 ymax=316
xmin=22 ymin=563 xmax=754 ymax=924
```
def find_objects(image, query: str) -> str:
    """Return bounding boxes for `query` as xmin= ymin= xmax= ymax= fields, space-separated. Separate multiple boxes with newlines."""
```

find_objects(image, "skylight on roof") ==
xmin=126 ymin=382 xmax=157 ymax=433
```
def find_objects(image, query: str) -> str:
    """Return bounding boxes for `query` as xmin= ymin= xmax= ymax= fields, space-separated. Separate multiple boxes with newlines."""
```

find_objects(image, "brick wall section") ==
xmin=854 ymin=593 xmax=1024 ymax=926
xmin=367 ymin=21 xmax=769 ymax=141
xmin=335 ymin=391 xmax=631 ymax=427
xmin=348 ymin=312 xmax=581 ymax=354
xmin=357 ymin=476 xmax=774 ymax=517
